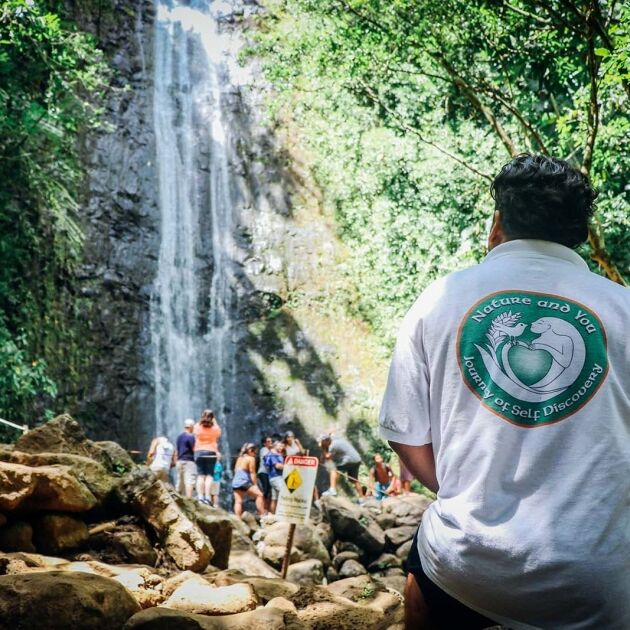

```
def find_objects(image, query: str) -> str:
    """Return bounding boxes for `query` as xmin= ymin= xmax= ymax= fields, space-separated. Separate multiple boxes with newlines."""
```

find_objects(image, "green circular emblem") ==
xmin=457 ymin=291 xmax=608 ymax=427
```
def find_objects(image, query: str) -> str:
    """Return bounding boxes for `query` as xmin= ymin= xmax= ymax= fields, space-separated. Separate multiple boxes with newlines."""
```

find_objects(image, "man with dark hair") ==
xmin=380 ymin=155 xmax=629 ymax=629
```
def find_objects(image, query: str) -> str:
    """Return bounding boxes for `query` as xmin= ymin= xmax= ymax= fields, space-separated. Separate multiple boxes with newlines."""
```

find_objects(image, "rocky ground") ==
xmin=0 ymin=415 xmax=434 ymax=629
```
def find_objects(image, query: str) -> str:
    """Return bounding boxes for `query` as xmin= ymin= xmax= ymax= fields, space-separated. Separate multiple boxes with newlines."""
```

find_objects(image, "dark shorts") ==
xmin=257 ymin=472 xmax=271 ymax=498
xmin=407 ymin=530 xmax=495 ymax=629
xmin=233 ymin=483 xmax=252 ymax=492
xmin=337 ymin=461 xmax=360 ymax=481
xmin=194 ymin=450 xmax=216 ymax=476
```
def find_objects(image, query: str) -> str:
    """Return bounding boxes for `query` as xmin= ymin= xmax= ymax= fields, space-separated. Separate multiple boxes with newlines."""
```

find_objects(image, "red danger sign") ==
xmin=285 ymin=455 xmax=318 ymax=467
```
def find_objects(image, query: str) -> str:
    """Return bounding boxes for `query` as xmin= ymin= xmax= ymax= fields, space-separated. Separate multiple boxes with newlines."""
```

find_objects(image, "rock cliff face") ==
xmin=70 ymin=0 xmax=386 ymax=459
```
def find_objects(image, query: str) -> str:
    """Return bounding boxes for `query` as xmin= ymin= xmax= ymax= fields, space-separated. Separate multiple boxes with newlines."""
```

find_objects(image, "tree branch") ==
xmin=581 ymin=2 xmax=600 ymax=176
xmin=433 ymin=54 xmax=519 ymax=157
xmin=500 ymin=0 xmax=551 ymax=25
xmin=356 ymin=79 xmax=493 ymax=181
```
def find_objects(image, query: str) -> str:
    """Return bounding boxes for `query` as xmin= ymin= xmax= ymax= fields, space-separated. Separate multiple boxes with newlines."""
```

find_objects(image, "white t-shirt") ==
xmin=150 ymin=437 xmax=174 ymax=472
xmin=379 ymin=240 xmax=630 ymax=630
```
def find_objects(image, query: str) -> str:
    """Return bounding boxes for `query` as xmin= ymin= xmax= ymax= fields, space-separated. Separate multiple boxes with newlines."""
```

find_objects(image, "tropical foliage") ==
xmin=250 ymin=0 xmax=629 ymax=342
xmin=0 ymin=0 xmax=106 ymax=432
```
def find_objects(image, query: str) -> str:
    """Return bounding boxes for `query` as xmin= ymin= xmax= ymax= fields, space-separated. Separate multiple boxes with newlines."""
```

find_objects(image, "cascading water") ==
xmin=150 ymin=0 xmax=241 ymax=457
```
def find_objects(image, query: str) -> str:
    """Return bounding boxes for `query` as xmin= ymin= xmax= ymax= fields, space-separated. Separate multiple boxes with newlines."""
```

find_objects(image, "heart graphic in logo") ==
xmin=506 ymin=345 xmax=553 ymax=386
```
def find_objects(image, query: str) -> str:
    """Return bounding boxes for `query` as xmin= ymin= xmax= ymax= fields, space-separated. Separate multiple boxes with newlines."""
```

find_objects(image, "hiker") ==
xmin=379 ymin=154 xmax=630 ymax=628
xmin=318 ymin=433 xmax=364 ymax=497
xmin=264 ymin=440 xmax=286 ymax=513
xmin=194 ymin=409 xmax=221 ymax=505
xmin=174 ymin=418 xmax=196 ymax=497
xmin=147 ymin=435 xmax=174 ymax=483
xmin=232 ymin=442 xmax=264 ymax=518
xmin=283 ymin=430 xmax=305 ymax=456
xmin=257 ymin=435 xmax=273 ymax=512
xmin=368 ymin=453 xmax=397 ymax=500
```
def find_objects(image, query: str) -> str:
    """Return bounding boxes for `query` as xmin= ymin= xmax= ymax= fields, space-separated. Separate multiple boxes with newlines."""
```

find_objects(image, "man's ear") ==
xmin=488 ymin=210 xmax=506 ymax=251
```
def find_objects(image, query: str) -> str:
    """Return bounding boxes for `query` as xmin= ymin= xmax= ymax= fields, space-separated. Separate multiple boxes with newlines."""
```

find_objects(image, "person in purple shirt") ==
xmin=264 ymin=441 xmax=285 ymax=514
xmin=175 ymin=418 xmax=197 ymax=497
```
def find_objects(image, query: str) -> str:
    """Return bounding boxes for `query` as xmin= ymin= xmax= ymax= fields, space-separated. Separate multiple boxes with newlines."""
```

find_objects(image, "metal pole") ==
xmin=281 ymin=523 xmax=297 ymax=579
xmin=0 ymin=417 xmax=28 ymax=434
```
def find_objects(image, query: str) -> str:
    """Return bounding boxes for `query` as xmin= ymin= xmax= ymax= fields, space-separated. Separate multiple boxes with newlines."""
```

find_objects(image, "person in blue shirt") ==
xmin=264 ymin=440 xmax=285 ymax=513
xmin=174 ymin=418 xmax=196 ymax=497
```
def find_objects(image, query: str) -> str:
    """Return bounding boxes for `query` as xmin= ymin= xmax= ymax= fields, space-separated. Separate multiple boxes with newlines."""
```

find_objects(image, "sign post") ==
xmin=276 ymin=455 xmax=318 ymax=579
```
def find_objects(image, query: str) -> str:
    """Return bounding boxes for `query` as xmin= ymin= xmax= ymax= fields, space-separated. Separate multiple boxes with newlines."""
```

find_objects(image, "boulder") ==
xmin=0 ymin=521 xmax=36 ymax=552
xmin=286 ymin=558 xmax=324 ymax=586
xmin=380 ymin=495 xmax=433 ymax=525
xmin=163 ymin=578 xmax=258 ymax=616
xmin=333 ymin=550 xmax=361 ymax=571
xmin=320 ymin=496 xmax=385 ymax=554
xmin=296 ymin=597 xmax=384 ymax=629
xmin=0 ymin=570 xmax=140 ymax=629
xmin=255 ymin=521 xmax=330 ymax=569
xmin=92 ymin=440 xmax=135 ymax=474
xmin=326 ymin=564 xmax=340 ymax=583
xmin=375 ymin=575 xmax=407 ymax=596
xmin=32 ymin=514 xmax=89 ymax=554
xmin=375 ymin=512 xmax=397 ymax=530
xmin=385 ymin=525 xmax=416 ymax=549
xmin=0 ymin=461 xmax=97 ymax=513
xmin=366 ymin=553 xmax=402 ymax=573
xmin=313 ymin=522 xmax=334 ymax=550
xmin=88 ymin=520 xmax=157 ymax=566
xmin=0 ymin=450 xmax=117 ymax=505
xmin=228 ymin=550 xmax=279 ymax=579
xmin=0 ymin=514 xmax=6 ymax=528
xmin=123 ymin=606 xmax=306 ymax=629
xmin=338 ymin=559 xmax=368 ymax=578
xmin=119 ymin=469 xmax=213 ymax=572
xmin=211 ymin=571 xmax=299 ymax=603
xmin=334 ymin=540 xmax=363 ymax=555
xmin=189 ymin=503 xmax=233 ymax=570
xmin=326 ymin=574 xmax=386 ymax=601
xmin=395 ymin=539 xmax=413 ymax=561
xmin=114 ymin=569 xmax=166 ymax=609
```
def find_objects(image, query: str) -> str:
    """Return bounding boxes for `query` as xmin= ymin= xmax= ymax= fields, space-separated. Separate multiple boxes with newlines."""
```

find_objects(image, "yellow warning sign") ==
xmin=285 ymin=468 xmax=302 ymax=493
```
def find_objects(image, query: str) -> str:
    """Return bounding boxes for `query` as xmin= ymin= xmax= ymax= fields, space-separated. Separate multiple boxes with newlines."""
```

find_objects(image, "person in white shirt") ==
xmin=147 ymin=435 xmax=175 ymax=484
xmin=380 ymin=154 xmax=630 ymax=630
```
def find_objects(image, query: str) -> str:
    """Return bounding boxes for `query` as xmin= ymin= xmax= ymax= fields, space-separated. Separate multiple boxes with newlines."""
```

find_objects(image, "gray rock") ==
xmin=367 ymin=553 xmax=402 ymax=573
xmin=0 ymin=521 xmax=35 ymax=553
xmin=338 ymin=559 xmax=368 ymax=578
xmin=33 ymin=514 xmax=89 ymax=555
xmin=333 ymin=551 xmax=360 ymax=571
xmin=320 ymin=496 xmax=385 ymax=554
xmin=395 ymin=539 xmax=413 ymax=560
xmin=286 ymin=558 xmax=324 ymax=586
xmin=0 ymin=570 xmax=140 ymax=629
xmin=385 ymin=525 xmax=416 ymax=549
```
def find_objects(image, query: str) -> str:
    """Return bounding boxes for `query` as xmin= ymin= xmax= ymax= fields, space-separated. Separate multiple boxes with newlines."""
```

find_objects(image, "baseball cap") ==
xmin=184 ymin=418 xmax=195 ymax=428
xmin=317 ymin=432 xmax=332 ymax=442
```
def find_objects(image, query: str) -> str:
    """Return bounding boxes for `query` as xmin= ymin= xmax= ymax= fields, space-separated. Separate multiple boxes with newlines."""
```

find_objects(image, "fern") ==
xmin=485 ymin=311 xmax=521 ymax=352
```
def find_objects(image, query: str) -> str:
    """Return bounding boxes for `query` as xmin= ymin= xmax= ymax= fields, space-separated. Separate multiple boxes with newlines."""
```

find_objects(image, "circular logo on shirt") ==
xmin=457 ymin=291 xmax=608 ymax=427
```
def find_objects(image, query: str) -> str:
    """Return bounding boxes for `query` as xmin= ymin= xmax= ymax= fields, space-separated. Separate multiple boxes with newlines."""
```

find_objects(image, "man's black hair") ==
xmin=490 ymin=154 xmax=596 ymax=248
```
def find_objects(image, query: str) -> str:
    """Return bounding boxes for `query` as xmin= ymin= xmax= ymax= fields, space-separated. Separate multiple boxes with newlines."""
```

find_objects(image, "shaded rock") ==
xmin=367 ymin=553 xmax=402 ymax=573
xmin=286 ymin=558 xmax=324 ymax=586
xmin=123 ymin=605 xmax=306 ymax=629
xmin=15 ymin=415 xmax=95 ymax=458
xmin=240 ymin=511 xmax=259 ymax=535
xmin=33 ymin=514 xmax=89 ymax=554
xmin=0 ymin=514 xmax=5 ymax=528
xmin=0 ymin=461 xmax=97 ymax=513
xmin=119 ymin=468 xmax=212 ymax=572
xmin=320 ymin=496 xmax=385 ymax=554
xmin=375 ymin=512 xmax=397 ymax=530
xmin=92 ymin=440 xmax=135 ymax=474
xmin=395 ymin=539 xmax=413 ymax=561
xmin=385 ymin=525 xmax=416 ymax=549
xmin=338 ymin=558 xmax=368 ymax=578
xmin=326 ymin=564 xmax=340 ymax=583
xmin=164 ymin=579 xmax=258 ymax=616
xmin=88 ymin=520 xmax=157 ymax=566
xmin=384 ymin=567 xmax=405 ymax=576
xmin=190 ymin=503 xmax=233 ymax=570
xmin=334 ymin=540 xmax=363 ymax=555
xmin=333 ymin=550 xmax=360 ymax=571
xmin=0 ymin=570 xmax=140 ymax=629
xmin=380 ymin=495 xmax=433 ymax=525
xmin=313 ymin=522 xmax=334 ymax=550
xmin=265 ymin=596 xmax=296 ymax=612
xmin=255 ymin=521 xmax=330 ymax=569
xmin=228 ymin=550 xmax=279 ymax=578
xmin=0 ymin=521 xmax=36 ymax=553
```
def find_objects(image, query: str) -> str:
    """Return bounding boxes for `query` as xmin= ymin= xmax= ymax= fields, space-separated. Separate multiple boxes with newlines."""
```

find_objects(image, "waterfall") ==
xmin=150 ymin=0 xmax=240 ymax=457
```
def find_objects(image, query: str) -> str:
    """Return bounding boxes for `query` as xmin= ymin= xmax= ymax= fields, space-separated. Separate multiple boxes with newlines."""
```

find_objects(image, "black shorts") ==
xmin=407 ymin=530 xmax=496 ymax=629
xmin=337 ymin=461 xmax=360 ymax=481
xmin=257 ymin=472 xmax=271 ymax=498
xmin=233 ymin=483 xmax=252 ymax=492
xmin=194 ymin=450 xmax=216 ymax=476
